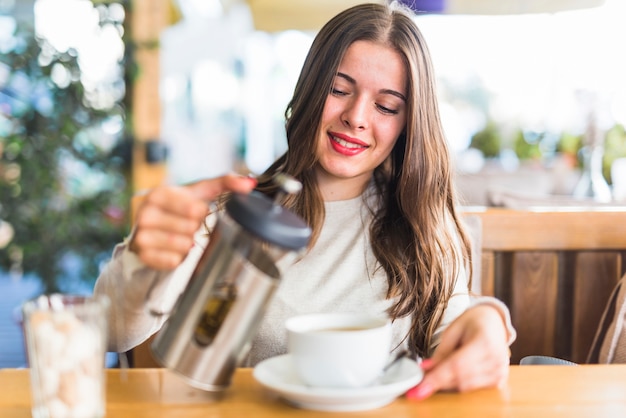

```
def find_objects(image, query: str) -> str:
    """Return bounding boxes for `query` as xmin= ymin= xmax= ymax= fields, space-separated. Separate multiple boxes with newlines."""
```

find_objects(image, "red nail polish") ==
xmin=406 ymin=383 xmax=433 ymax=400
xmin=420 ymin=358 xmax=433 ymax=369
xmin=406 ymin=386 xmax=419 ymax=399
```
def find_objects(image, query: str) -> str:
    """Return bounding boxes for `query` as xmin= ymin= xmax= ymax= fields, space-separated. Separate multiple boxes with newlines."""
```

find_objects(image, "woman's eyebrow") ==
xmin=381 ymin=88 xmax=406 ymax=102
xmin=336 ymin=71 xmax=356 ymax=85
xmin=336 ymin=72 xmax=406 ymax=102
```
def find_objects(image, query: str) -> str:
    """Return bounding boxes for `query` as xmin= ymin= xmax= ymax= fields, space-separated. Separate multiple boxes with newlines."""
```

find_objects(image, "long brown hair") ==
xmin=255 ymin=2 xmax=473 ymax=358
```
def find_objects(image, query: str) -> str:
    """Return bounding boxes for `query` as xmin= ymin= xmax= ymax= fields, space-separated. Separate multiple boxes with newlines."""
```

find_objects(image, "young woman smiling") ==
xmin=95 ymin=2 xmax=515 ymax=400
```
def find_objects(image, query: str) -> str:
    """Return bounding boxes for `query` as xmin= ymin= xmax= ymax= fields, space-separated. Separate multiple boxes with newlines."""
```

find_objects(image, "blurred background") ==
xmin=1 ymin=0 xmax=625 ymax=367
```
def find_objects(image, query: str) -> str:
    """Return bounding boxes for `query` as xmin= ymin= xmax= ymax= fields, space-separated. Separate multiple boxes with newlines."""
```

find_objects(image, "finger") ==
xmin=421 ymin=352 xmax=463 ymax=394
xmin=140 ymin=188 xmax=210 ymax=222
xmin=132 ymin=228 xmax=196 ymax=256
xmin=408 ymin=347 xmax=471 ymax=400
xmin=134 ymin=248 xmax=190 ymax=271
xmin=409 ymin=330 xmax=488 ymax=399
xmin=450 ymin=355 xmax=507 ymax=393
xmin=405 ymin=322 xmax=469 ymax=400
xmin=135 ymin=204 xmax=204 ymax=237
xmin=187 ymin=174 xmax=257 ymax=202
xmin=428 ymin=322 xmax=467 ymax=366
xmin=418 ymin=339 xmax=508 ymax=397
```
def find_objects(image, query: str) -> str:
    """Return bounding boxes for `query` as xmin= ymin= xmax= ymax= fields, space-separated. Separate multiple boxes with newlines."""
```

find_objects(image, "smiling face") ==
xmin=315 ymin=40 xmax=408 ymax=200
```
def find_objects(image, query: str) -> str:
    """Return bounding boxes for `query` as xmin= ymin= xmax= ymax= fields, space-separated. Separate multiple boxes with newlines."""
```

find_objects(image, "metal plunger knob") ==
xmin=272 ymin=173 xmax=302 ymax=206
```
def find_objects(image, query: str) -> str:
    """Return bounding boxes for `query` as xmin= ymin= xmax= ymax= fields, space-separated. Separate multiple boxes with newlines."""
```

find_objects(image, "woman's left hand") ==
xmin=406 ymin=304 xmax=510 ymax=400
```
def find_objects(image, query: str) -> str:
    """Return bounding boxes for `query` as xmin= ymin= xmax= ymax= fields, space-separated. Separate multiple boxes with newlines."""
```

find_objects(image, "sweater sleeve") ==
xmin=93 ymin=230 xmax=207 ymax=353
xmin=470 ymin=296 xmax=517 ymax=346
xmin=429 ymin=267 xmax=517 ymax=350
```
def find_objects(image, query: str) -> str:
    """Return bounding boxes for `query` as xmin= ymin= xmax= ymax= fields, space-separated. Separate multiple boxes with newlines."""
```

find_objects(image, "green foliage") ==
xmin=469 ymin=121 xmax=501 ymax=158
xmin=0 ymin=20 xmax=130 ymax=293
xmin=556 ymin=131 xmax=584 ymax=166
xmin=513 ymin=130 xmax=542 ymax=160
xmin=603 ymin=124 xmax=626 ymax=185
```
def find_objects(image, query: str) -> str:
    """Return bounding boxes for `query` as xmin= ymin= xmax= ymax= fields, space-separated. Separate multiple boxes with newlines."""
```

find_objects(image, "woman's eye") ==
xmin=331 ymin=87 xmax=347 ymax=96
xmin=377 ymin=104 xmax=399 ymax=115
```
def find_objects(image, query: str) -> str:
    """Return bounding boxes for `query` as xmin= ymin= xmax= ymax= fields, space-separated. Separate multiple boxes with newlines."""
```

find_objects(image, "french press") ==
xmin=150 ymin=174 xmax=311 ymax=391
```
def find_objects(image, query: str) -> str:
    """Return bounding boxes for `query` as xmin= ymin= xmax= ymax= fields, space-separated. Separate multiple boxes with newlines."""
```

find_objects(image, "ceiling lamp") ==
xmin=403 ymin=0 xmax=606 ymax=15
xmin=241 ymin=0 xmax=607 ymax=32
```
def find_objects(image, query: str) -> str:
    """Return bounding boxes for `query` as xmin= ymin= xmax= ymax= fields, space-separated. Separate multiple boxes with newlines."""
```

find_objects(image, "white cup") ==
xmin=286 ymin=312 xmax=392 ymax=388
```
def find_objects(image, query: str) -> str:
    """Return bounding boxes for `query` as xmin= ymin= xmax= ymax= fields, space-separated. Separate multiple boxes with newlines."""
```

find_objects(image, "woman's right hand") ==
xmin=129 ymin=174 xmax=257 ymax=270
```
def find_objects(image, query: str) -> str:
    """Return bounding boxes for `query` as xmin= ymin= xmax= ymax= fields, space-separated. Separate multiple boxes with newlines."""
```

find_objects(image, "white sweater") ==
xmin=95 ymin=193 xmax=514 ymax=366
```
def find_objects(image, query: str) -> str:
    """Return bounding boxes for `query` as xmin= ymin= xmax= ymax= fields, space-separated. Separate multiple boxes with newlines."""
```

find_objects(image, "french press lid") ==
xmin=224 ymin=175 xmax=311 ymax=251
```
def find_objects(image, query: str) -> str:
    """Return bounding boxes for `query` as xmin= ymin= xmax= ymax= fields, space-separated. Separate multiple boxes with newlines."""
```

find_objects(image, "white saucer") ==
xmin=253 ymin=354 xmax=423 ymax=412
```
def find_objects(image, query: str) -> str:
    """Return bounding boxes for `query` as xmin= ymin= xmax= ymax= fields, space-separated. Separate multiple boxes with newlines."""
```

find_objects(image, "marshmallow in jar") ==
xmin=22 ymin=294 xmax=110 ymax=418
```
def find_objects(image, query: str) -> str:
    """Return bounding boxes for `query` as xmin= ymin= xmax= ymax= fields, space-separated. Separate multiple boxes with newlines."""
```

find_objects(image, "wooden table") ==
xmin=2 ymin=365 xmax=626 ymax=417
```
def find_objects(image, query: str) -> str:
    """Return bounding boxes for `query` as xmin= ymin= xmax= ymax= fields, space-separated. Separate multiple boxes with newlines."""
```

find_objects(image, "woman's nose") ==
xmin=341 ymin=97 xmax=369 ymax=130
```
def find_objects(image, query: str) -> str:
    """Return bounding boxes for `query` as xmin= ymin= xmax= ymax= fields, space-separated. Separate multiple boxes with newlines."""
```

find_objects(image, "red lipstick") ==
xmin=328 ymin=132 xmax=369 ymax=156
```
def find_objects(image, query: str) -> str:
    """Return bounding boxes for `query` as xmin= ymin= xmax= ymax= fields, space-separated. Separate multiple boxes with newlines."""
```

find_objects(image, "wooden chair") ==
xmin=465 ymin=208 xmax=626 ymax=364
xmin=130 ymin=335 xmax=160 ymax=368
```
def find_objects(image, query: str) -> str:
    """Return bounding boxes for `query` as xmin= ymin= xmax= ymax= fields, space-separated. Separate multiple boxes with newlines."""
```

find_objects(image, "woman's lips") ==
xmin=328 ymin=132 xmax=369 ymax=156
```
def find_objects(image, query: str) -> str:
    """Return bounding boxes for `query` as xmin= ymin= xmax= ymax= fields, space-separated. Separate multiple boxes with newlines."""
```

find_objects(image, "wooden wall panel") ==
xmin=509 ymin=252 xmax=559 ymax=364
xmin=571 ymin=252 xmax=622 ymax=363
xmin=480 ymin=251 xmax=495 ymax=296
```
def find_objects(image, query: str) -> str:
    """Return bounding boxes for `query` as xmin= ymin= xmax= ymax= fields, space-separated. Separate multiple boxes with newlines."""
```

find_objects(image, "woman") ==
xmin=95 ymin=2 xmax=515 ymax=400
